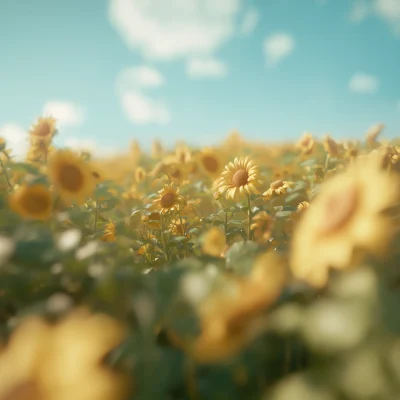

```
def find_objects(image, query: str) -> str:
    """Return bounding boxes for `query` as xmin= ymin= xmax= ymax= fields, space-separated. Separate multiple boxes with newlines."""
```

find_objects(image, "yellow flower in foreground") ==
xmin=215 ymin=157 xmax=261 ymax=200
xmin=0 ymin=308 xmax=130 ymax=400
xmin=202 ymin=226 xmax=226 ymax=257
xmin=152 ymin=184 xmax=185 ymax=214
xmin=29 ymin=116 xmax=57 ymax=140
xmin=47 ymin=150 xmax=96 ymax=205
xmin=102 ymin=221 xmax=116 ymax=242
xmin=9 ymin=184 xmax=53 ymax=220
xmin=171 ymin=252 xmax=287 ymax=363
xmin=263 ymin=180 xmax=295 ymax=200
xmin=251 ymin=211 xmax=274 ymax=242
xmin=290 ymin=156 xmax=400 ymax=288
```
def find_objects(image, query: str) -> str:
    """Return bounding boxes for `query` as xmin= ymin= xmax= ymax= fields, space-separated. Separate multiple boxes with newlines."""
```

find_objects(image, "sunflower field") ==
xmin=0 ymin=118 xmax=400 ymax=400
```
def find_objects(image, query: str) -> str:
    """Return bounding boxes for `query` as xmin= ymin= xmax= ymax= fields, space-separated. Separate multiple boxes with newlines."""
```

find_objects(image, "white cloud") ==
xmin=116 ymin=66 xmax=165 ymax=92
xmin=116 ymin=66 xmax=171 ymax=125
xmin=121 ymin=91 xmax=170 ymax=125
xmin=350 ymin=0 xmax=400 ymax=35
xmin=263 ymin=33 xmax=295 ymax=66
xmin=43 ymin=101 xmax=85 ymax=127
xmin=348 ymin=73 xmax=380 ymax=93
xmin=240 ymin=8 xmax=259 ymax=35
xmin=186 ymin=57 xmax=227 ymax=78
xmin=108 ymin=0 xmax=242 ymax=60
xmin=0 ymin=124 xmax=29 ymax=160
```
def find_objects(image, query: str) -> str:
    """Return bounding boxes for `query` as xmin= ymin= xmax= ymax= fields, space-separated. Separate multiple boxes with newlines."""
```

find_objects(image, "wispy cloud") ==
xmin=109 ymin=0 xmax=243 ymax=61
xmin=263 ymin=33 xmax=295 ymax=66
xmin=348 ymin=73 xmax=380 ymax=93
xmin=186 ymin=57 xmax=227 ymax=78
xmin=0 ymin=123 xmax=29 ymax=160
xmin=43 ymin=101 xmax=85 ymax=127
xmin=349 ymin=0 xmax=400 ymax=36
xmin=121 ymin=91 xmax=170 ymax=125
xmin=240 ymin=8 xmax=260 ymax=35
xmin=116 ymin=66 xmax=171 ymax=125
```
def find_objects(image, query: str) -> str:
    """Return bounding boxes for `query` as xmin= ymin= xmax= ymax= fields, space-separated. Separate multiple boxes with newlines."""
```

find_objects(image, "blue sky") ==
xmin=0 ymin=0 xmax=399 ymax=157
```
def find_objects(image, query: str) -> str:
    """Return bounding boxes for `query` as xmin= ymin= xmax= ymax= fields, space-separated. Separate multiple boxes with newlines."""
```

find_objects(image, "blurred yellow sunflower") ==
xmin=172 ymin=251 xmax=287 ymax=363
xmin=152 ymin=184 xmax=185 ymax=214
xmin=102 ymin=221 xmax=116 ymax=242
xmin=250 ymin=211 xmax=274 ymax=242
xmin=135 ymin=167 xmax=147 ymax=184
xmin=215 ymin=157 xmax=261 ymax=200
xmin=47 ymin=150 xmax=96 ymax=205
xmin=175 ymin=144 xmax=192 ymax=164
xmin=297 ymin=132 xmax=315 ymax=155
xmin=169 ymin=218 xmax=187 ymax=236
xmin=0 ymin=308 xmax=129 ymax=400
xmin=29 ymin=116 xmax=57 ymax=140
xmin=263 ymin=180 xmax=295 ymax=200
xmin=202 ymin=226 xmax=226 ymax=257
xmin=323 ymin=135 xmax=340 ymax=158
xmin=9 ymin=184 xmax=53 ymax=220
xmin=198 ymin=148 xmax=223 ymax=177
xmin=290 ymin=156 xmax=400 ymax=288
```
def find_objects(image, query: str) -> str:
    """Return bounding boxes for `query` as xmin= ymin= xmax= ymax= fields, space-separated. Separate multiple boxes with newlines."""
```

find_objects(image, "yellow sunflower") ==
xmin=102 ymin=221 xmax=116 ymax=242
xmin=250 ymin=211 xmax=274 ymax=242
xmin=171 ymin=251 xmax=287 ymax=363
xmin=214 ymin=157 xmax=262 ymax=200
xmin=175 ymin=144 xmax=192 ymax=164
xmin=152 ymin=184 xmax=185 ymax=214
xmin=169 ymin=218 xmax=187 ymax=236
xmin=47 ymin=150 xmax=97 ymax=205
xmin=290 ymin=156 xmax=400 ymax=288
xmin=202 ymin=227 xmax=227 ymax=258
xmin=297 ymin=132 xmax=315 ymax=155
xmin=28 ymin=116 xmax=57 ymax=141
xmin=263 ymin=180 xmax=295 ymax=200
xmin=323 ymin=135 xmax=340 ymax=158
xmin=0 ymin=308 xmax=129 ymax=400
xmin=9 ymin=184 xmax=53 ymax=220
xmin=135 ymin=167 xmax=147 ymax=184
xmin=198 ymin=148 xmax=223 ymax=177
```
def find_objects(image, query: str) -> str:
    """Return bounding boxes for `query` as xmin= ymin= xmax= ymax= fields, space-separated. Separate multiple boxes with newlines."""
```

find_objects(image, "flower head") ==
xmin=263 ymin=180 xmax=295 ymax=200
xmin=9 ymin=184 xmax=53 ymax=220
xmin=152 ymin=184 xmax=185 ymax=214
xmin=202 ymin=227 xmax=226 ymax=258
xmin=47 ymin=150 xmax=96 ymax=205
xmin=102 ymin=221 xmax=116 ymax=242
xmin=29 ymin=116 xmax=57 ymax=141
xmin=250 ymin=211 xmax=274 ymax=242
xmin=215 ymin=157 xmax=261 ymax=200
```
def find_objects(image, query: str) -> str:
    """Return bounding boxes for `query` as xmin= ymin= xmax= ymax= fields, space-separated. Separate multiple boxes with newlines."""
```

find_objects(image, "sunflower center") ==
xmin=58 ymin=164 xmax=84 ymax=192
xmin=20 ymin=191 xmax=51 ymax=214
xmin=36 ymin=122 xmax=51 ymax=138
xmin=1 ymin=381 xmax=41 ymax=400
xmin=202 ymin=156 xmax=219 ymax=173
xmin=161 ymin=192 xmax=176 ymax=208
xmin=319 ymin=185 xmax=359 ymax=235
xmin=271 ymin=180 xmax=284 ymax=190
xmin=232 ymin=169 xmax=249 ymax=187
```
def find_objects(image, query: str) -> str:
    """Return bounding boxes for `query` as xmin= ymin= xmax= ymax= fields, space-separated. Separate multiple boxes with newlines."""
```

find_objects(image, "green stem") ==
xmin=224 ymin=211 xmax=228 ymax=234
xmin=161 ymin=214 xmax=169 ymax=262
xmin=93 ymin=201 xmax=99 ymax=234
xmin=178 ymin=211 xmax=188 ymax=258
xmin=324 ymin=154 xmax=330 ymax=173
xmin=247 ymin=193 xmax=252 ymax=241
xmin=0 ymin=156 xmax=12 ymax=190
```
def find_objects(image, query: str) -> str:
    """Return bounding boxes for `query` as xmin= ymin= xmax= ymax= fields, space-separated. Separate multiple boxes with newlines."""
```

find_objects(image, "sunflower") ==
xmin=323 ymin=135 xmax=340 ymax=158
xmin=250 ymin=211 xmax=274 ymax=242
xmin=152 ymin=184 xmax=185 ymax=214
xmin=290 ymin=156 xmax=400 ymax=288
xmin=9 ymin=184 xmax=53 ymax=220
xmin=0 ymin=308 xmax=129 ymax=400
xmin=202 ymin=227 xmax=226 ymax=258
xmin=169 ymin=218 xmax=187 ymax=236
xmin=29 ymin=116 xmax=57 ymax=141
xmin=142 ymin=212 xmax=161 ymax=230
xmin=102 ymin=221 xmax=116 ymax=242
xmin=166 ymin=162 xmax=189 ymax=184
xmin=263 ymin=180 xmax=295 ymax=200
xmin=215 ymin=157 xmax=262 ymax=200
xmin=198 ymin=148 xmax=223 ymax=177
xmin=47 ymin=150 xmax=97 ymax=205
xmin=171 ymin=252 xmax=287 ymax=363
xmin=175 ymin=144 xmax=192 ymax=164
xmin=297 ymin=132 xmax=315 ymax=155
xmin=135 ymin=167 xmax=147 ymax=184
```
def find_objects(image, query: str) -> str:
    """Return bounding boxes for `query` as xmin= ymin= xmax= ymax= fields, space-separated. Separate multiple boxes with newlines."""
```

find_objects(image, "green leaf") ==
xmin=9 ymin=163 xmax=40 ymax=175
